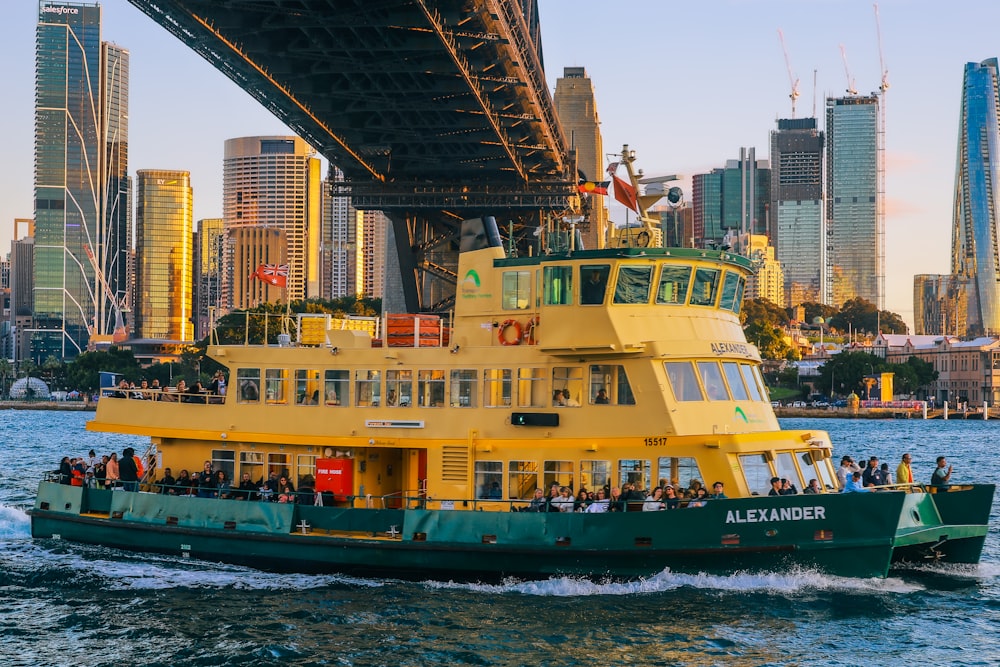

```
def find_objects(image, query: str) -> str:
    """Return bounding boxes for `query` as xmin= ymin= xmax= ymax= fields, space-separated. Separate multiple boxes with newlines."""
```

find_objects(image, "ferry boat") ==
xmin=31 ymin=150 xmax=993 ymax=581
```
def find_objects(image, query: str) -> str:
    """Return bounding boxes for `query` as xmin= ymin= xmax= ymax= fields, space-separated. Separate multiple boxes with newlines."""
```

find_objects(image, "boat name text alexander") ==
xmin=725 ymin=506 xmax=827 ymax=524
xmin=710 ymin=342 xmax=752 ymax=356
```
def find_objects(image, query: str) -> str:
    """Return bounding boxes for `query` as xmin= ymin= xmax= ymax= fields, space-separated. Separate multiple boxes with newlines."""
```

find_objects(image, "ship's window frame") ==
xmin=800 ymin=450 xmax=834 ymax=492
xmin=665 ymin=361 xmax=704 ymax=402
xmin=355 ymin=369 xmax=381 ymax=407
xmin=483 ymin=368 xmax=512 ymax=407
xmin=543 ymin=460 xmax=574 ymax=492
xmin=690 ymin=267 xmax=721 ymax=307
xmin=618 ymin=459 xmax=651 ymax=492
xmin=656 ymin=456 xmax=703 ymax=491
xmin=774 ymin=452 xmax=802 ymax=488
xmin=475 ymin=460 xmax=503 ymax=500
xmin=239 ymin=451 xmax=264 ymax=481
xmin=552 ymin=366 xmax=584 ymax=407
xmin=613 ymin=264 xmax=654 ymax=305
xmin=324 ymin=369 xmax=349 ymax=406
xmin=589 ymin=364 xmax=636 ymax=405
xmin=295 ymin=369 xmax=321 ymax=406
xmin=543 ymin=265 xmax=574 ymax=305
xmin=501 ymin=270 xmax=532 ymax=310
xmin=385 ymin=369 xmax=413 ymax=407
xmin=580 ymin=264 xmax=610 ymax=305
xmin=580 ymin=459 xmax=611 ymax=492
xmin=656 ymin=265 xmax=693 ymax=305
xmin=297 ymin=454 xmax=317 ymax=490
xmin=508 ymin=460 xmax=538 ymax=500
xmin=741 ymin=364 xmax=765 ymax=401
xmin=212 ymin=449 xmax=235 ymax=482
xmin=732 ymin=277 xmax=746 ymax=315
xmin=719 ymin=271 xmax=742 ymax=312
xmin=264 ymin=368 xmax=289 ymax=405
xmin=450 ymin=369 xmax=477 ymax=407
xmin=236 ymin=368 xmax=261 ymax=404
xmin=417 ymin=369 xmax=446 ymax=407
xmin=516 ymin=367 xmax=547 ymax=408
xmin=722 ymin=361 xmax=750 ymax=400
xmin=738 ymin=453 xmax=773 ymax=496
xmin=267 ymin=452 xmax=291 ymax=480
xmin=697 ymin=361 xmax=731 ymax=401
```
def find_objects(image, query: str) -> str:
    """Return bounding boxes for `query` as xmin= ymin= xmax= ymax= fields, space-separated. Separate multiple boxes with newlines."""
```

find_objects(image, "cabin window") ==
xmin=774 ymin=452 xmax=802 ymax=489
xmin=799 ymin=451 xmax=830 ymax=492
xmin=417 ymin=370 xmax=445 ymax=407
xmin=807 ymin=452 xmax=837 ymax=491
xmin=324 ymin=370 xmax=348 ymax=406
xmin=580 ymin=460 xmax=611 ymax=492
xmin=484 ymin=369 xmax=512 ymax=407
xmin=450 ymin=369 xmax=477 ymax=407
xmin=543 ymin=266 xmax=573 ymax=305
xmin=501 ymin=271 xmax=531 ymax=310
xmin=656 ymin=265 xmax=692 ymax=305
xmin=236 ymin=368 xmax=261 ymax=404
xmin=618 ymin=459 xmax=651 ymax=492
xmin=517 ymin=368 xmax=547 ymax=408
xmin=211 ymin=450 xmax=235 ymax=481
xmin=697 ymin=361 xmax=731 ymax=401
xmin=665 ymin=362 xmax=704 ymax=402
xmin=738 ymin=454 xmax=772 ymax=496
xmin=508 ymin=460 xmax=538 ymax=499
xmin=656 ymin=457 xmax=703 ymax=491
xmin=722 ymin=362 xmax=750 ymax=400
xmin=719 ymin=272 xmax=742 ymax=312
xmin=689 ymin=268 xmax=720 ymax=306
xmin=268 ymin=453 xmax=291 ymax=480
xmin=475 ymin=461 xmax=503 ymax=500
xmin=297 ymin=455 xmax=317 ymax=491
xmin=741 ymin=364 xmax=765 ymax=401
xmin=543 ymin=460 xmax=574 ymax=492
xmin=385 ymin=369 xmax=413 ymax=407
xmin=589 ymin=364 xmax=636 ymax=405
xmin=295 ymin=369 xmax=321 ymax=406
xmin=613 ymin=265 xmax=653 ymax=304
xmin=264 ymin=369 xmax=289 ymax=405
xmin=355 ymin=370 xmax=381 ymax=407
xmin=580 ymin=264 xmax=610 ymax=304
xmin=732 ymin=277 xmax=745 ymax=315
xmin=552 ymin=366 xmax=584 ymax=407
xmin=239 ymin=451 xmax=264 ymax=481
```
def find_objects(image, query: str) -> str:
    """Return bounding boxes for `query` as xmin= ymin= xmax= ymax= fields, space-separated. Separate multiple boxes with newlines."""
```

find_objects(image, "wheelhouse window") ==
xmin=719 ymin=271 xmax=745 ymax=313
xmin=656 ymin=265 xmax=692 ymax=305
xmin=517 ymin=368 xmax=547 ymax=408
xmin=417 ymin=370 xmax=445 ymax=407
xmin=324 ymin=370 xmax=348 ymax=406
xmin=552 ymin=366 xmax=584 ymax=407
xmin=295 ymin=369 xmax=321 ymax=405
xmin=697 ymin=361 xmax=731 ymax=400
xmin=355 ymin=370 xmax=381 ymax=407
xmin=385 ymin=369 xmax=413 ymax=407
xmin=656 ymin=457 xmax=703 ymax=491
xmin=264 ymin=369 xmax=289 ymax=405
xmin=475 ymin=461 xmax=503 ymax=500
xmin=589 ymin=364 xmax=636 ymax=405
xmin=738 ymin=453 xmax=772 ymax=496
xmin=236 ymin=368 xmax=261 ymax=404
xmin=580 ymin=460 xmax=611 ymax=492
xmin=690 ymin=267 xmax=720 ymax=306
xmin=665 ymin=362 xmax=704 ymax=401
xmin=508 ymin=460 xmax=538 ymax=499
xmin=618 ymin=459 xmax=651 ymax=492
xmin=450 ymin=369 xmax=477 ymax=407
xmin=501 ymin=270 xmax=531 ymax=310
xmin=613 ymin=265 xmax=653 ymax=304
xmin=543 ymin=266 xmax=573 ymax=305
xmin=580 ymin=264 xmax=610 ymax=305
xmin=722 ymin=362 xmax=750 ymax=400
xmin=484 ymin=369 xmax=512 ymax=407
xmin=543 ymin=460 xmax=574 ymax=492
xmin=741 ymin=364 xmax=765 ymax=401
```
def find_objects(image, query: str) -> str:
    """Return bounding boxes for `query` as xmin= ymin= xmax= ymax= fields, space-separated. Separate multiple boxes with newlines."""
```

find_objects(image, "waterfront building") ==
xmin=361 ymin=210 xmax=388 ymax=299
xmin=826 ymin=95 xmax=882 ymax=309
xmin=769 ymin=117 xmax=825 ymax=307
xmin=741 ymin=233 xmax=785 ymax=307
xmin=321 ymin=168 xmax=362 ymax=299
xmin=194 ymin=218 xmax=224 ymax=340
xmin=951 ymin=59 xmax=1000 ymax=336
xmin=9 ymin=221 xmax=34 ymax=364
xmin=553 ymin=67 xmax=607 ymax=250
xmin=135 ymin=171 xmax=193 ymax=342
xmin=222 ymin=136 xmax=321 ymax=311
xmin=913 ymin=274 xmax=966 ymax=336
xmin=884 ymin=334 xmax=1000 ymax=406
xmin=692 ymin=149 xmax=769 ymax=250
xmin=33 ymin=2 xmax=130 ymax=359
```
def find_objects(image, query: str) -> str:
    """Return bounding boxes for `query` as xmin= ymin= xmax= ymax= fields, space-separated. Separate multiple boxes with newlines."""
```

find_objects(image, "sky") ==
xmin=3 ymin=0 xmax=1000 ymax=331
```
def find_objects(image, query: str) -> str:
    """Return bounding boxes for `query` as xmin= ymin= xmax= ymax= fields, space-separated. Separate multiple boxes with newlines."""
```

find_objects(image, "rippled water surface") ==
xmin=3 ymin=412 xmax=999 ymax=666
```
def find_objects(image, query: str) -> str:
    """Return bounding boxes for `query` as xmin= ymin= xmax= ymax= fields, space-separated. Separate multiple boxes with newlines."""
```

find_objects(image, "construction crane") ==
xmin=777 ymin=29 xmax=800 ymax=118
xmin=875 ymin=2 xmax=890 ymax=95
xmin=83 ymin=243 xmax=128 ymax=343
xmin=839 ymin=44 xmax=858 ymax=95
xmin=874 ymin=2 xmax=889 ymax=311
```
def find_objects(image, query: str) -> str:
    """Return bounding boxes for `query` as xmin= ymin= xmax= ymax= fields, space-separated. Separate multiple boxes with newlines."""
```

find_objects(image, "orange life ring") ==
xmin=522 ymin=316 xmax=539 ymax=345
xmin=498 ymin=319 xmax=522 ymax=345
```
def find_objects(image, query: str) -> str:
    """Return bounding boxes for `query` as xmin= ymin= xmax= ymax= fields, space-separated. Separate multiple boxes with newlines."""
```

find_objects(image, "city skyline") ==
xmin=7 ymin=1 xmax=1000 ymax=330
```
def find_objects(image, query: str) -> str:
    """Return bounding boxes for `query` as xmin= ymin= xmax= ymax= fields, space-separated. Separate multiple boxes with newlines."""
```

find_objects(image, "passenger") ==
xmin=843 ymin=470 xmax=871 ymax=493
xmin=183 ymin=381 xmax=205 ymax=404
xmin=582 ymin=269 xmax=607 ymax=304
xmin=552 ymin=389 xmax=566 ymax=407
xmin=386 ymin=390 xmax=397 ymax=406
xmin=175 ymin=469 xmax=193 ymax=495
xmin=309 ymin=390 xmax=320 ymax=405
xmin=708 ymin=481 xmax=728 ymax=499
xmin=608 ymin=487 xmax=626 ymax=512
xmin=113 ymin=379 xmax=130 ymax=399
xmin=118 ymin=447 xmax=138 ymax=492
xmin=132 ymin=380 xmax=149 ymax=400
xmin=235 ymin=472 xmax=257 ymax=500
xmin=880 ymin=463 xmax=893 ymax=485
xmin=551 ymin=486 xmax=575 ymax=512
xmin=149 ymin=378 xmax=161 ymax=401
xmin=687 ymin=479 xmax=704 ymax=498
xmin=836 ymin=456 xmax=860 ymax=487
xmin=585 ymin=488 xmax=610 ymax=512
xmin=562 ymin=389 xmax=580 ymax=407
xmin=277 ymin=485 xmax=295 ymax=503
xmin=767 ymin=477 xmax=783 ymax=496
xmin=105 ymin=452 xmax=120 ymax=488
xmin=157 ymin=467 xmax=176 ymax=495
xmin=623 ymin=483 xmax=645 ymax=502
xmin=86 ymin=449 xmax=98 ymax=469
xmin=642 ymin=487 xmax=666 ymax=511
xmin=594 ymin=388 xmax=610 ymax=404
xmin=687 ymin=487 xmax=709 ymax=507
xmin=58 ymin=456 xmax=72 ymax=484
xmin=241 ymin=380 xmax=260 ymax=402
xmin=486 ymin=481 xmax=502 ymax=500
xmin=663 ymin=485 xmax=680 ymax=509
xmin=574 ymin=489 xmax=591 ymax=511
xmin=83 ymin=469 xmax=97 ymax=489
xmin=896 ymin=453 xmax=914 ymax=486
xmin=214 ymin=470 xmax=230 ymax=499
xmin=803 ymin=479 xmax=822 ymax=494
xmin=297 ymin=475 xmax=315 ymax=504
xmin=863 ymin=456 xmax=887 ymax=487
xmin=780 ymin=479 xmax=799 ymax=495
xmin=931 ymin=456 xmax=953 ymax=490
xmin=525 ymin=488 xmax=547 ymax=512
xmin=209 ymin=371 xmax=226 ymax=395
xmin=189 ymin=471 xmax=201 ymax=495
xmin=197 ymin=470 xmax=215 ymax=498
xmin=94 ymin=456 xmax=108 ymax=488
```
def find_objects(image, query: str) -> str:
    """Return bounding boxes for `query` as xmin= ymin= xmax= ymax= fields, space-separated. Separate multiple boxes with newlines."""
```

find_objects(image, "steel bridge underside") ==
xmin=127 ymin=0 xmax=574 ymax=311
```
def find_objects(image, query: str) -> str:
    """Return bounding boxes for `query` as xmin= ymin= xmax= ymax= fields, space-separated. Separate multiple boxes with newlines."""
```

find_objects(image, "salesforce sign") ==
xmin=42 ymin=5 xmax=81 ymax=16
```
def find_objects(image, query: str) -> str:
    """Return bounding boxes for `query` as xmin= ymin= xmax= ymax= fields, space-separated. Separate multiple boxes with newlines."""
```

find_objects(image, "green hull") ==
xmin=31 ymin=482 xmax=993 ymax=581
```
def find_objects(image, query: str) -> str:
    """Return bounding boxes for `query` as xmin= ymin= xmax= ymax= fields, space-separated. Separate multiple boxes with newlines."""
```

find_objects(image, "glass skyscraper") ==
xmin=951 ymin=59 xmax=1000 ymax=336
xmin=34 ymin=2 xmax=130 ymax=359
xmin=692 ymin=149 xmax=769 ymax=250
xmin=826 ymin=95 xmax=881 ymax=309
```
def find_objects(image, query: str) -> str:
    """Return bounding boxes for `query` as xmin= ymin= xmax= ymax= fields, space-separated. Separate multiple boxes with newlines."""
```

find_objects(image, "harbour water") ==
xmin=2 ymin=411 xmax=999 ymax=666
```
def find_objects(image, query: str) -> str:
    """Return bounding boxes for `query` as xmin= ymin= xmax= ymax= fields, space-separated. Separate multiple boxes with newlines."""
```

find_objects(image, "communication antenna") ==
xmin=812 ymin=68 xmax=818 ymax=117
xmin=777 ymin=29 xmax=799 ymax=118
xmin=839 ymin=44 xmax=858 ymax=95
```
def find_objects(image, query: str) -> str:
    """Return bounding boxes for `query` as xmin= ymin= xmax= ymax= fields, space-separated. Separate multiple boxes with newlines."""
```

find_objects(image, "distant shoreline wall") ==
xmin=0 ymin=401 xmax=95 ymax=412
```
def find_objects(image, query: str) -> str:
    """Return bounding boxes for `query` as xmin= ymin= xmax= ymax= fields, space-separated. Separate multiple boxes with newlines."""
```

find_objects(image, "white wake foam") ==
xmin=0 ymin=504 xmax=31 ymax=540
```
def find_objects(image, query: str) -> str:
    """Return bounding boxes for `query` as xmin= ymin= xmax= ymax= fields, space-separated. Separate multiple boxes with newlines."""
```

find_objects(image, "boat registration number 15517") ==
xmin=644 ymin=437 xmax=668 ymax=446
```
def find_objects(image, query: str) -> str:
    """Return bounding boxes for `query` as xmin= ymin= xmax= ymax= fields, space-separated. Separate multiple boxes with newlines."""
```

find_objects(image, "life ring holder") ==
xmin=497 ymin=319 xmax=523 ymax=345
xmin=522 ymin=316 xmax=540 ymax=345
